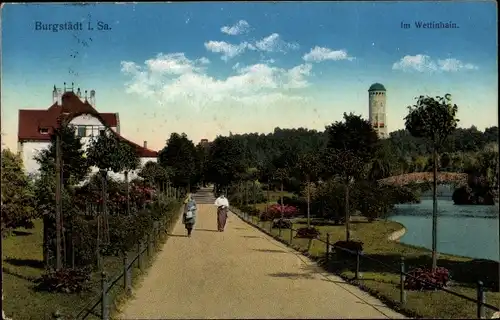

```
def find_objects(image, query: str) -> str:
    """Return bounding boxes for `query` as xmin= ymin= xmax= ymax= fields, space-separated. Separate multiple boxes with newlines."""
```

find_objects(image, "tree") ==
xmin=273 ymin=168 xmax=289 ymax=220
xmin=323 ymin=113 xmax=379 ymax=241
xmin=325 ymin=113 xmax=379 ymax=164
xmin=195 ymin=141 xmax=211 ymax=187
xmin=34 ymin=125 xmax=89 ymax=269
xmin=139 ymin=161 xmax=171 ymax=189
xmin=295 ymin=152 xmax=321 ymax=227
xmin=87 ymin=131 xmax=140 ymax=254
xmin=158 ymin=133 xmax=198 ymax=192
xmin=325 ymin=150 xmax=365 ymax=241
xmin=34 ymin=125 xmax=90 ymax=186
xmin=118 ymin=141 xmax=140 ymax=215
xmin=404 ymin=93 xmax=459 ymax=271
xmin=1 ymin=149 xmax=36 ymax=232
xmin=206 ymin=136 xmax=246 ymax=193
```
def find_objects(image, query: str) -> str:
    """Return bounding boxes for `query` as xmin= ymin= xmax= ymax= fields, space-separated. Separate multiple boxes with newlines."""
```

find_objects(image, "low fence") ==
xmin=52 ymin=209 xmax=182 ymax=320
xmin=230 ymin=207 xmax=500 ymax=319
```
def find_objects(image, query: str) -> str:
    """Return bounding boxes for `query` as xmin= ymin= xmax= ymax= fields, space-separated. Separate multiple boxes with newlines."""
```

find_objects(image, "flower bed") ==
xmin=260 ymin=204 xmax=298 ymax=221
xmin=405 ymin=267 xmax=451 ymax=291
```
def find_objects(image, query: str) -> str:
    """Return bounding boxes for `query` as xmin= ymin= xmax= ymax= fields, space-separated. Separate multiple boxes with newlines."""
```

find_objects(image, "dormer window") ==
xmin=40 ymin=128 xmax=49 ymax=134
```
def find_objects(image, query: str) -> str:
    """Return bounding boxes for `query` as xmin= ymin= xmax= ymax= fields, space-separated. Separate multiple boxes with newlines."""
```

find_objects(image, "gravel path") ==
xmin=118 ymin=204 xmax=406 ymax=319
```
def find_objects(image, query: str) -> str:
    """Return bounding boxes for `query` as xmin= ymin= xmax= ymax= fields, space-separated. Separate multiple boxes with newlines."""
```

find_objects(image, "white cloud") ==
xmin=221 ymin=20 xmax=250 ymax=35
xmin=303 ymin=46 xmax=355 ymax=62
xmin=204 ymin=41 xmax=250 ymax=61
xmin=197 ymin=57 xmax=210 ymax=65
xmin=392 ymin=54 xmax=478 ymax=72
xmin=205 ymin=33 xmax=298 ymax=61
xmin=120 ymin=53 xmax=310 ymax=111
xmin=437 ymin=58 xmax=478 ymax=72
xmin=255 ymin=33 xmax=299 ymax=52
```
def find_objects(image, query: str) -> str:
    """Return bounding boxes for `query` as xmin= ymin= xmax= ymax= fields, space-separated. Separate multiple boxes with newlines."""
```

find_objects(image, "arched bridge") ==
xmin=378 ymin=172 xmax=468 ymax=187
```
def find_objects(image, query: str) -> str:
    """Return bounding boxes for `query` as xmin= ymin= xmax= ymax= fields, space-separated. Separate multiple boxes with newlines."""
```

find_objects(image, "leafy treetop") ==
xmin=404 ymin=94 xmax=459 ymax=150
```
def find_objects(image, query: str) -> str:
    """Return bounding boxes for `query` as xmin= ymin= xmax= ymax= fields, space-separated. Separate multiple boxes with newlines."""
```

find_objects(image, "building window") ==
xmin=99 ymin=129 xmax=106 ymax=136
xmin=77 ymin=126 xmax=86 ymax=137
xmin=40 ymin=128 xmax=49 ymax=134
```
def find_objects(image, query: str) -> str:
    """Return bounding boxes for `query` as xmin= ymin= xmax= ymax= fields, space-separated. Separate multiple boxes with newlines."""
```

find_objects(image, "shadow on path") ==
xmin=12 ymin=230 xmax=33 ymax=236
xmin=168 ymin=234 xmax=188 ymax=238
xmin=195 ymin=228 xmax=219 ymax=232
xmin=268 ymin=272 xmax=315 ymax=279
xmin=253 ymin=248 xmax=288 ymax=253
xmin=4 ymin=258 xmax=44 ymax=269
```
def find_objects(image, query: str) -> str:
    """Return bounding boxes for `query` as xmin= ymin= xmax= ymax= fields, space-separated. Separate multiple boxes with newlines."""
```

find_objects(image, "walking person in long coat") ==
xmin=183 ymin=194 xmax=197 ymax=237
xmin=214 ymin=194 xmax=229 ymax=232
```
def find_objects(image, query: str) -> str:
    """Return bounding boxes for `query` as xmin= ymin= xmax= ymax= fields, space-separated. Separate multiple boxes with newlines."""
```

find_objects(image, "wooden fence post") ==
xmin=137 ymin=242 xmax=143 ymax=271
xmin=153 ymin=223 xmax=158 ymax=248
xmin=147 ymin=234 xmax=152 ymax=257
xmin=101 ymin=272 xmax=109 ymax=320
xmin=325 ymin=233 xmax=330 ymax=263
xmin=355 ymin=250 xmax=360 ymax=280
xmin=123 ymin=255 xmax=131 ymax=294
xmin=477 ymin=281 xmax=485 ymax=319
xmin=400 ymin=256 xmax=406 ymax=305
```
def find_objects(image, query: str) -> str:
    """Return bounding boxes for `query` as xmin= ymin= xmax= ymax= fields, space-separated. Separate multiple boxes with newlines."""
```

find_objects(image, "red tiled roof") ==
xmin=17 ymin=91 xmax=157 ymax=158
xmin=117 ymin=136 xmax=158 ymax=158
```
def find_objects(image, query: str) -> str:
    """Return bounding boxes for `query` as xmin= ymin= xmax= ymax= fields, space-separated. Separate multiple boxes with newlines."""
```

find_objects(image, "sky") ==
xmin=1 ymin=2 xmax=498 ymax=153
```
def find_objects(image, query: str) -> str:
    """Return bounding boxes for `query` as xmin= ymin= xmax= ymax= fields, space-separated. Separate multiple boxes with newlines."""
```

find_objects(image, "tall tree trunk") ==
xmin=125 ymin=171 xmax=130 ymax=215
xmin=43 ymin=215 xmax=50 ymax=267
xmin=266 ymin=178 xmax=270 ymax=218
xmin=280 ymin=181 xmax=284 ymax=220
xmin=307 ymin=178 xmax=311 ymax=228
xmin=101 ymin=170 xmax=109 ymax=244
xmin=345 ymin=176 xmax=351 ymax=242
xmin=431 ymin=148 xmax=438 ymax=271
xmin=55 ymin=133 xmax=62 ymax=270
xmin=244 ymin=182 xmax=248 ymax=206
xmin=252 ymin=180 xmax=256 ymax=208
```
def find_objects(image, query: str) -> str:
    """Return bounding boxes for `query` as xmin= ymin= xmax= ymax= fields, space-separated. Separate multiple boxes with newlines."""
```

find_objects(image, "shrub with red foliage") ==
xmin=295 ymin=226 xmax=320 ymax=239
xmin=404 ymin=267 xmax=450 ymax=291
xmin=260 ymin=204 xmax=298 ymax=221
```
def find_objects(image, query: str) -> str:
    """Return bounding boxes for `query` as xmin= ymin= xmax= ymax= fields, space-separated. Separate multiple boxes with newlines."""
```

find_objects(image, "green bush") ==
xmin=35 ymin=267 xmax=92 ymax=293
xmin=229 ymin=181 xmax=266 ymax=205
xmin=333 ymin=240 xmax=364 ymax=258
xmin=295 ymin=227 xmax=320 ymax=239
xmin=71 ymin=198 xmax=181 ymax=260
xmin=236 ymin=204 xmax=260 ymax=216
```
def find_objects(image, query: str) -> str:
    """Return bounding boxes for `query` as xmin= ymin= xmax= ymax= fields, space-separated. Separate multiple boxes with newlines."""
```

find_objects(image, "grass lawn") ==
xmin=243 ymin=213 xmax=500 ymax=319
xmin=2 ymin=213 xmax=180 ymax=320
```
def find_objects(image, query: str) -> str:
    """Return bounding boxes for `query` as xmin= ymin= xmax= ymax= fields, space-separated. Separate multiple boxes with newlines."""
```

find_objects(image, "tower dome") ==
xmin=368 ymin=83 xmax=386 ymax=92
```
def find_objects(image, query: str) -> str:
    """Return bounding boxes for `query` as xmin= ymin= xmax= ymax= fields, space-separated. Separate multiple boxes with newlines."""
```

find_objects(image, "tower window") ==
xmin=40 ymin=128 xmax=49 ymax=134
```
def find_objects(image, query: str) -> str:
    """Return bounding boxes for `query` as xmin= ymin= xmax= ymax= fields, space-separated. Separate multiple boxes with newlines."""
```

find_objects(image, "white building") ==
xmin=17 ymin=85 xmax=158 ymax=181
xmin=368 ymin=83 xmax=388 ymax=139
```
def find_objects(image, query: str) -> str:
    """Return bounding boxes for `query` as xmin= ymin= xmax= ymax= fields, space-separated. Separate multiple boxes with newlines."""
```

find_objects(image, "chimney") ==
xmin=143 ymin=141 xmax=147 ymax=149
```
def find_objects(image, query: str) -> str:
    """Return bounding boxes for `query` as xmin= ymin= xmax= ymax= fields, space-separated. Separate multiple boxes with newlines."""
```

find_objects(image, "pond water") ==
xmin=389 ymin=197 xmax=500 ymax=261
